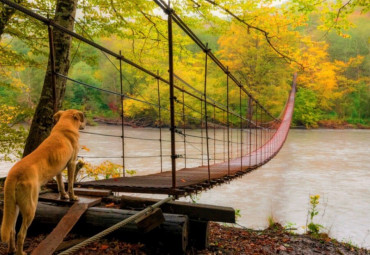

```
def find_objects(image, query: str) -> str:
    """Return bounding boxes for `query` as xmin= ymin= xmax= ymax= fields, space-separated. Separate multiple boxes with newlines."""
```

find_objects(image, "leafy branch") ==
xmin=203 ymin=0 xmax=305 ymax=69
xmin=321 ymin=0 xmax=352 ymax=38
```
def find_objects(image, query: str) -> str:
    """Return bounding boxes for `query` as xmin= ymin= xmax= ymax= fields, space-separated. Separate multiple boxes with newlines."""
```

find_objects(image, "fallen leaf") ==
xmin=278 ymin=245 xmax=287 ymax=251
xmin=100 ymin=244 xmax=109 ymax=250
xmin=81 ymin=145 xmax=90 ymax=152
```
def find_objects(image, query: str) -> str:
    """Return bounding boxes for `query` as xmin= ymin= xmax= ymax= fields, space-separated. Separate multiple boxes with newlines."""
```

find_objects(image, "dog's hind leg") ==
xmin=67 ymin=161 xmax=79 ymax=201
xmin=16 ymin=184 xmax=37 ymax=255
xmin=56 ymin=173 xmax=69 ymax=200
xmin=8 ymin=205 xmax=19 ymax=254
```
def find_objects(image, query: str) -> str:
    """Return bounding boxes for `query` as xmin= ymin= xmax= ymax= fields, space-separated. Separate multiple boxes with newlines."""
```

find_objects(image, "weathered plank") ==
xmin=38 ymin=193 xmax=102 ymax=207
xmin=120 ymin=195 xmax=235 ymax=223
xmin=74 ymin=187 xmax=112 ymax=197
xmin=31 ymin=196 xmax=101 ymax=255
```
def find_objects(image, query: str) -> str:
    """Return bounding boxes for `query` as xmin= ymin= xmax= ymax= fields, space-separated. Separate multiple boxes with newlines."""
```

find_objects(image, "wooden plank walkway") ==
xmin=32 ymin=194 xmax=101 ymax=255
xmin=48 ymin=78 xmax=296 ymax=196
xmin=75 ymin=151 xmax=264 ymax=195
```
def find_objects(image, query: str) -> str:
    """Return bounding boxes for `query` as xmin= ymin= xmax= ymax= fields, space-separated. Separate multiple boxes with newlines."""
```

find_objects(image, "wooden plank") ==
xmin=120 ymin=195 xmax=235 ymax=223
xmin=74 ymin=187 xmax=112 ymax=197
xmin=39 ymin=193 xmax=102 ymax=207
xmin=38 ymin=193 xmax=73 ymax=205
xmin=31 ymin=196 xmax=101 ymax=255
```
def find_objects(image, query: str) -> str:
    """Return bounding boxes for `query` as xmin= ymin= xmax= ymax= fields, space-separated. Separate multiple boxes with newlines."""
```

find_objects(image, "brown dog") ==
xmin=1 ymin=109 xmax=85 ymax=255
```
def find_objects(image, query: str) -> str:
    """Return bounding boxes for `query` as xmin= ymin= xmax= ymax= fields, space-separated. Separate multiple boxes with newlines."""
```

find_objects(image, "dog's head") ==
xmin=54 ymin=110 xmax=86 ymax=130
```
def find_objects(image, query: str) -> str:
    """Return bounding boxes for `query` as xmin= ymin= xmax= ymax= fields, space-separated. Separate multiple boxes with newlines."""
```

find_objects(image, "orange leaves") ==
xmin=105 ymin=203 xmax=115 ymax=208
xmin=100 ymin=244 xmax=109 ymax=250
xmin=81 ymin=145 xmax=90 ymax=152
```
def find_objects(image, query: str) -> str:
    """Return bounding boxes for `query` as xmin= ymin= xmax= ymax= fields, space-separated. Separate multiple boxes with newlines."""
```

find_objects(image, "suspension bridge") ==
xmin=0 ymin=0 xmax=300 ymax=253
xmin=1 ymin=0 xmax=297 ymax=197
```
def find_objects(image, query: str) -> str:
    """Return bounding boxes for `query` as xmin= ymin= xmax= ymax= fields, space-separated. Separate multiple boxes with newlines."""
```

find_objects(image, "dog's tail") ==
xmin=1 ymin=176 xmax=17 ymax=243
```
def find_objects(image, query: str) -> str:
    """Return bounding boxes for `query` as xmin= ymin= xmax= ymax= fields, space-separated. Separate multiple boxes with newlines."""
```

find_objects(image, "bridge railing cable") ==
xmin=0 ymin=0 xmax=295 ymax=193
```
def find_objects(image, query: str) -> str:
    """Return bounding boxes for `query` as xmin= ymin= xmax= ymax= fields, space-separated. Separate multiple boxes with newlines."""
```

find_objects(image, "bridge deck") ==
xmin=76 ymin=154 xmax=264 ymax=195
xmin=75 ymin=78 xmax=295 ymax=196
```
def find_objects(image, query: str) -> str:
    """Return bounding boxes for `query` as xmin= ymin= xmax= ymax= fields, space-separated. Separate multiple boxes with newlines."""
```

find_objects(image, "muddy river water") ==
xmin=1 ymin=127 xmax=369 ymax=248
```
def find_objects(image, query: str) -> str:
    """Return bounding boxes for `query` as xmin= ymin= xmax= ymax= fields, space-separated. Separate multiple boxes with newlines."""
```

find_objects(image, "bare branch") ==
xmin=109 ymin=0 xmax=128 ymax=25
xmin=137 ymin=9 xmax=167 ymax=40
xmin=321 ymin=0 xmax=352 ymax=39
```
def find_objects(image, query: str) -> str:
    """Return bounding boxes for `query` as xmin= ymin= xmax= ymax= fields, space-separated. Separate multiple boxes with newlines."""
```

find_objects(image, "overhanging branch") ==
xmin=203 ymin=0 xmax=304 ymax=69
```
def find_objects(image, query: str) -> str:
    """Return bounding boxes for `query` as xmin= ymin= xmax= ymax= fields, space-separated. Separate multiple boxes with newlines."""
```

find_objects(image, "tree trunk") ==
xmin=23 ymin=0 xmax=78 ymax=157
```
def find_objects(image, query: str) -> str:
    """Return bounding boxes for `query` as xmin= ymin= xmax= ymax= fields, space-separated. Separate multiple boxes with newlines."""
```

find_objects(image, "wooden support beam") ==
xmin=120 ymin=195 xmax=235 ymax=223
xmin=189 ymin=220 xmax=210 ymax=250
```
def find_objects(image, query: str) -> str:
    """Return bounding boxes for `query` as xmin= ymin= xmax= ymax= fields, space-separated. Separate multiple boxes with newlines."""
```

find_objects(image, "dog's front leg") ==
xmin=56 ymin=173 xmax=69 ymax=200
xmin=67 ymin=161 xmax=79 ymax=201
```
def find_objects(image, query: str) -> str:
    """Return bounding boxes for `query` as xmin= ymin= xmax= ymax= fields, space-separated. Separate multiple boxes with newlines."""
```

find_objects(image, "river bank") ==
xmin=1 ymin=222 xmax=369 ymax=254
xmin=316 ymin=120 xmax=370 ymax=129
xmin=92 ymin=116 xmax=370 ymax=129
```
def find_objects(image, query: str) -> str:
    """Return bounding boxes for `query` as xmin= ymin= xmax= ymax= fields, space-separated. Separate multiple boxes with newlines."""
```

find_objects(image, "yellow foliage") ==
xmin=0 ymin=105 xmax=20 ymax=124
xmin=77 ymin=160 xmax=123 ymax=181
xmin=298 ymin=41 xmax=365 ymax=110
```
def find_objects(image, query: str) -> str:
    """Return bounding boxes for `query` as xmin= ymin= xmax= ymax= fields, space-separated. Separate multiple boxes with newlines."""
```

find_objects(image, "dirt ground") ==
xmin=0 ymin=222 xmax=369 ymax=255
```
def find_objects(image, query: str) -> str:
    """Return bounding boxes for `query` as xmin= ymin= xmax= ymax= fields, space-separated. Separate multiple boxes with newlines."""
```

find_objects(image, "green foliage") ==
xmin=189 ymin=194 xmax=200 ymax=204
xmin=293 ymin=88 xmax=321 ymax=127
xmin=235 ymin=209 xmax=241 ymax=222
xmin=125 ymin=169 xmax=137 ymax=176
xmin=284 ymin=222 xmax=297 ymax=233
xmin=0 ymin=106 xmax=28 ymax=161
xmin=267 ymin=215 xmax=279 ymax=229
xmin=307 ymin=194 xmax=324 ymax=235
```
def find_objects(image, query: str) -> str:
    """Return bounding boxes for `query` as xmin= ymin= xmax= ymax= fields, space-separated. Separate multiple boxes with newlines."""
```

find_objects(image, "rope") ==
xmin=58 ymin=196 xmax=174 ymax=255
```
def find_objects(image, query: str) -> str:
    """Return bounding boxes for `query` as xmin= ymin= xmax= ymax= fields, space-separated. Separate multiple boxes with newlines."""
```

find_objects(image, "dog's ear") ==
xmin=73 ymin=111 xmax=85 ymax=122
xmin=53 ymin=111 xmax=64 ymax=123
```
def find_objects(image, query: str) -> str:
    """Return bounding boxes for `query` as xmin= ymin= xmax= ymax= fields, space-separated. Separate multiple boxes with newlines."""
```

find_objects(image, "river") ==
xmin=1 ymin=127 xmax=369 ymax=248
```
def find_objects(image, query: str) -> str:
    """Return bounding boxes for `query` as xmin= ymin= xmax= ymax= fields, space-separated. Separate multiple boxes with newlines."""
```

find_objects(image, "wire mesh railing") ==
xmin=1 ymin=0 xmax=296 ymax=193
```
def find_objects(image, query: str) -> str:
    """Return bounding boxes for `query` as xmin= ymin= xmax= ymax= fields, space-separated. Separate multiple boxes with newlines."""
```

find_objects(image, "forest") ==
xmin=0 ymin=0 xmax=369 ymax=160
